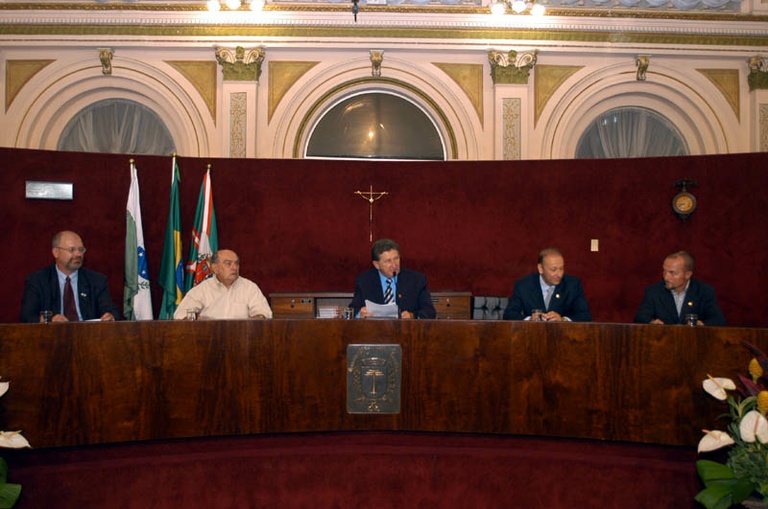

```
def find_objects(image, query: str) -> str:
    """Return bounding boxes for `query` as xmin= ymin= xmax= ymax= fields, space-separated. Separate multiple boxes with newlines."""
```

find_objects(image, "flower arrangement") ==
xmin=0 ymin=380 xmax=30 ymax=509
xmin=696 ymin=342 xmax=768 ymax=509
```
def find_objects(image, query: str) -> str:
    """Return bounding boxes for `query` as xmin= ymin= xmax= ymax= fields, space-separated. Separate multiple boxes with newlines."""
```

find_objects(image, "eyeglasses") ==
xmin=55 ymin=246 xmax=87 ymax=254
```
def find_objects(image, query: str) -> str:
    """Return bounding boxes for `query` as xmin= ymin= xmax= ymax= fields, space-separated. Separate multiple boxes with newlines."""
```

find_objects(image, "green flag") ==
xmin=159 ymin=155 xmax=184 ymax=319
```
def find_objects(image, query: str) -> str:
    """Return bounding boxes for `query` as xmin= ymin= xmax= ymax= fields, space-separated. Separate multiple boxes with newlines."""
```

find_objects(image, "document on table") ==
xmin=365 ymin=300 xmax=399 ymax=318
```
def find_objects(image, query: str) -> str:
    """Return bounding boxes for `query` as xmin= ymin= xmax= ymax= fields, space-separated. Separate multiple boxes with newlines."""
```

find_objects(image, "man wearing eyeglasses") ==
xmin=20 ymin=230 xmax=121 ymax=323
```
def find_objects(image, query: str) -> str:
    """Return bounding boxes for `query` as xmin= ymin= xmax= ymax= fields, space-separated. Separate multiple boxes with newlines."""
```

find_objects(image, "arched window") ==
xmin=58 ymin=99 xmax=175 ymax=155
xmin=306 ymin=92 xmax=445 ymax=160
xmin=576 ymin=107 xmax=688 ymax=159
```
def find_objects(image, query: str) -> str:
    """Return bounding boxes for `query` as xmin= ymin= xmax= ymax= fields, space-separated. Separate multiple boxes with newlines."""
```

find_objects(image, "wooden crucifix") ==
xmin=354 ymin=185 xmax=388 ymax=242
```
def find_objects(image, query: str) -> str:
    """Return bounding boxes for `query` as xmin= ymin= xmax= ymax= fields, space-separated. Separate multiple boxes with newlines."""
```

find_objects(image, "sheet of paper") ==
xmin=364 ymin=300 xmax=399 ymax=318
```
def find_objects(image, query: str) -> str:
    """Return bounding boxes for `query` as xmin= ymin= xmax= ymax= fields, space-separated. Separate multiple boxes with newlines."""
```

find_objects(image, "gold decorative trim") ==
xmin=293 ymin=76 xmax=458 ymax=159
xmin=534 ymin=64 xmax=582 ymax=127
xmin=502 ymin=97 xmax=521 ymax=160
xmin=0 ymin=25 xmax=767 ymax=48
xmin=697 ymin=68 xmax=740 ymax=121
xmin=5 ymin=59 xmax=54 ymax=111
xmin=268 ymin=61 xmax=319 ymax=123
xmin=433 ymin=62 xmax=484 ymax=126
xmin=2 ymin=3 xmax=768 ymax=21
xmin=166 ymin=60 xmax=218 ymax=123
xmin=230 ymin=91 xmax=247 ymax=158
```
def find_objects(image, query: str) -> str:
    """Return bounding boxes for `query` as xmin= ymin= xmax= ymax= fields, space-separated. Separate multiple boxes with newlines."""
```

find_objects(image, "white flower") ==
xmin=698 ymin=429 xmax=735 ymax=452
xmin=703 ymin=376 xmax=736 ymax=401
xmin=0 ymin=431 xmax=30 ymax=449
xmin=739 ymin=410 xmax=768 ymax=443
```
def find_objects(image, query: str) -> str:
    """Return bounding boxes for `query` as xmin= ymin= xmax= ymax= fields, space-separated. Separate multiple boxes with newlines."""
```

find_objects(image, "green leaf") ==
xmin=0 ymin=482 xmax=21 ymax=509
xmin=0 ymin=458 xmax=8 ymax=485
xmin=697 ymin=459 xmax=735 ymax=485
xmin=695 ymin=484 xmax=734 ymax=509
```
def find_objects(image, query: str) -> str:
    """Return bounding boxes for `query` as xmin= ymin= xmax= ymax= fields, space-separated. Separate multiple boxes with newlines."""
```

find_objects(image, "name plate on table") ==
xmin=347 ymin=344 xmax=401 ymax=414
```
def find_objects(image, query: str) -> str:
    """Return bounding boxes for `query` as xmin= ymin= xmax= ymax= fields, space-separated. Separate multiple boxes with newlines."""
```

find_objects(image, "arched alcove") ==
xmin=58 ymin=98 xmax=176 ymax=155
xmin=575 ymin=106 xmax=688 ymax=158
xmin=305 ymin=92 xmax=445 ymax=160
xmin=267 ymin=55 xmax=483 ymax=159
xmin=11 ymin=55 xmax=214 ymax=157
xmin=535 ymin=61 xmax=737 ymax=159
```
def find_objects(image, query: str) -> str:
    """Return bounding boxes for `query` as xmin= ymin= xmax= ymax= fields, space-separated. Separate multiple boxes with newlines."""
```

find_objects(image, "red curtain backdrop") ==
xmin=2 ymin=147 xmax=766 ymax=326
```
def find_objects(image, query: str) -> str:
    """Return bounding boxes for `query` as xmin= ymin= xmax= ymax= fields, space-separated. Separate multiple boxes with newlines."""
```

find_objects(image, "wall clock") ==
xmin=672 ymin=178 xmax=698 ymax=221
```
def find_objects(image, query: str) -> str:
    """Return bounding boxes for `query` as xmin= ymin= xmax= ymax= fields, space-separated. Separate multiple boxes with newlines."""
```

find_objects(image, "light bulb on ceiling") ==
xmin=249 ymin=0 xmax=265 ymax=11
xmin=490 ymin=0 xmax=507 ymax=15
xmin=225 ymin=0 xmax=241 ymax=9
xmin=207 ymin=0 xmax=221 ymax=11
xmin=511 ymin=0 xmax=527 ymax=13
xmin=530 ymin=2 xmax=546 ymax=15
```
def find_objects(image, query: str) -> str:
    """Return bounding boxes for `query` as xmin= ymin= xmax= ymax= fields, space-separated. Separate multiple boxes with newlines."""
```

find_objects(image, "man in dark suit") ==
xmin=634 ymin=251 xmax=726 ymax=326
xmin=350 ymin=238 xmax=436 ymax=319
xmin=503 ymin=248 xmax=592 ymax=322
xmin=20 ymin=230 xmax=120 ymax=323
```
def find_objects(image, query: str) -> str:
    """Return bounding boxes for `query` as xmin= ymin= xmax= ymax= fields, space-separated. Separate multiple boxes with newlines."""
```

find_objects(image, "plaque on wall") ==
xmin=347 ymin=344 xmax=401 ymax=414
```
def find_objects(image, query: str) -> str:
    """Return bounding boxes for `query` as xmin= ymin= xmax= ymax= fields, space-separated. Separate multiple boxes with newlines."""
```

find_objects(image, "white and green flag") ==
xmin=124 ymin=160 xmax=153 ymax=320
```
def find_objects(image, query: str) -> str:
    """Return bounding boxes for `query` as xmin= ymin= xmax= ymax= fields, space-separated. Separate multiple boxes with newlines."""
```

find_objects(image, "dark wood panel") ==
xmin=0 ymin=320 xmax=765 ymax=449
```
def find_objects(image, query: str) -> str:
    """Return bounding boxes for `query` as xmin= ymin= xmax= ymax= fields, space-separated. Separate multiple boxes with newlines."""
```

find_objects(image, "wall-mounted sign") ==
xmin=25 ymin=181 xmax=74 ymax=201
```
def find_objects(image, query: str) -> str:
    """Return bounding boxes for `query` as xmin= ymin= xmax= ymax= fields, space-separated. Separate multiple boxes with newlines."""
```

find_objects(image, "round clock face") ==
xmin=673 ymin=192 xmax=696 ymax=214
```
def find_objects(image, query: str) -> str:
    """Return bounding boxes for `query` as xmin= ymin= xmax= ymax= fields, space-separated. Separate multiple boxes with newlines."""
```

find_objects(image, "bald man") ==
xmin=173 ymin=249 xmax=272 ymax=320
xmin=20 ymin=230 xmax=120 ymax=323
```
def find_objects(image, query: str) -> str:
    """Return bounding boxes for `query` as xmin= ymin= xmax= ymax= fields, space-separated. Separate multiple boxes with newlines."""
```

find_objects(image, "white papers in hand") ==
xmin=364 ymin=300 xmax=399 ymax=318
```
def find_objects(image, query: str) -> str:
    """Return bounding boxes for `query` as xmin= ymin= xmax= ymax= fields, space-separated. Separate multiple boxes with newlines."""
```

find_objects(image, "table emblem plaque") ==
xmin=347 ymin=344 xmax=401 ymax=414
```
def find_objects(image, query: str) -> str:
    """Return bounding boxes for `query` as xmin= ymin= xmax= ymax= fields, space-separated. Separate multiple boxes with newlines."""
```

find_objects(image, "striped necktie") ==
xmin=384 ymin=278 xmax=393 ymax=304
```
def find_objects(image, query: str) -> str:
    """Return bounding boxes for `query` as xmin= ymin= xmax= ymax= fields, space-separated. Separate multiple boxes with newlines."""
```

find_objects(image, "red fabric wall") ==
xmin=2 ymin=147 xmax=766 ymax=326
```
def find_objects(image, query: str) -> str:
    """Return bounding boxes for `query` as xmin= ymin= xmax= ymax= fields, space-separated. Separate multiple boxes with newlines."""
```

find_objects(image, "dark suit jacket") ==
xmin=503 ymin=273 xmax=592 ymax=322
xmin=349 ymin=267 xmax=436 ymax=319
xmin=20 ymin=264 xmax=121 ymax=323
xmin=634 ymin=279 xmax=726 ymax=326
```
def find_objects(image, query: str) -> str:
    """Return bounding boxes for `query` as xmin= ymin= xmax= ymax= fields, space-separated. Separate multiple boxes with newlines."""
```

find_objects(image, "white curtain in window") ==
xmin=58 ymin=99 xmax=175 ymax=155
xmin=577 ymin=107 xmax=687 ymax=159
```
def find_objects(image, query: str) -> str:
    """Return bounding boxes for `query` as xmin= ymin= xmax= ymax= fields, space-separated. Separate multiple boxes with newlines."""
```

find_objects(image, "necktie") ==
xmin=384 ymin=278 xmax=393 ymax=304
xmin=544 ymin=286 xmax=553 ymax=310
xmin=64 ymin=276 xmax=79 ymax=321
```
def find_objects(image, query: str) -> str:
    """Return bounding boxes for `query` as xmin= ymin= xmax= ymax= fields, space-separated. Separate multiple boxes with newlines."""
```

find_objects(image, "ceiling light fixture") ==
xmin=490 ymin=0 xmax=546 ymax=16
xmin=207 ymin=0 xmax=264 ymax=11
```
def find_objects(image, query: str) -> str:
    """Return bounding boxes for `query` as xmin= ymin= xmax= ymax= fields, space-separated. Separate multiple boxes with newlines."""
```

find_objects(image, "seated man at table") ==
xmin=349 ymin=238 xmax=436 ymax=319
xmin=634 ymin=250 xmax=726 ymax=326
xmin=173 ymin=249 xmax=272 ymax=320
xmin=503 ymin=247 xmax=592 ymax=322
xmin=20 ymin=230 xmax=120 ymax=322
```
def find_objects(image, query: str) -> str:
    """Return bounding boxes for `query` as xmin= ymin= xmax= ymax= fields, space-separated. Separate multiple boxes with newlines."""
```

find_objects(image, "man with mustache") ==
xmin=20 ymin=230 xmax=120 ymax=322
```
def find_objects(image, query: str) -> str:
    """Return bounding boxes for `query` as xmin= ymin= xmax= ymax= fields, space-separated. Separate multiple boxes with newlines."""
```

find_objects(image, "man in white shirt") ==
xmin=173 ymin=249 xmax=272 ymax=320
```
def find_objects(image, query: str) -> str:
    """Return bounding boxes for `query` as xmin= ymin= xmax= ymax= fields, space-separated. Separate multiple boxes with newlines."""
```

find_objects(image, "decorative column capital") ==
xmin=748 ymin=56 xmax=768 ymax=91
xmin=488 ymin=49 xmax=537 ymax=85
xmin=215 ymin=46 xmax=266 ymax=82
